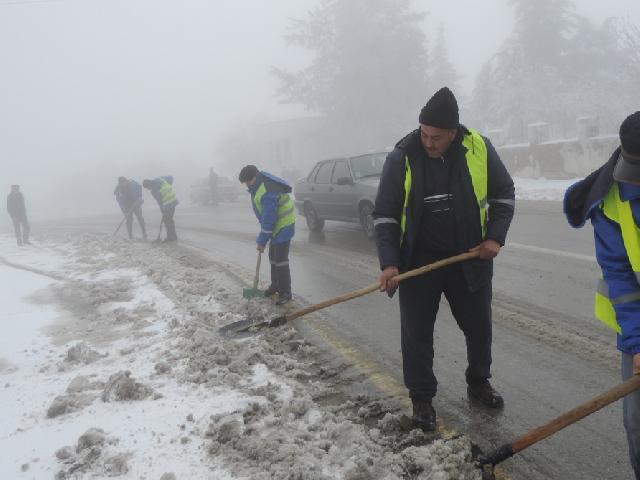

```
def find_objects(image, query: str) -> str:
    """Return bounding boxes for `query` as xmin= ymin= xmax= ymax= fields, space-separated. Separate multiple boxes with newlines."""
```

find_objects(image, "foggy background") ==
xmin=1 ymin=0 xmax=639 ymax=223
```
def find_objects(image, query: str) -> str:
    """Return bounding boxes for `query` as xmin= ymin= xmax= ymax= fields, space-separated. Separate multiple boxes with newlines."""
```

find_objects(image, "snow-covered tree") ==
xmin=272 ymin=0 xmax=430 ymax=151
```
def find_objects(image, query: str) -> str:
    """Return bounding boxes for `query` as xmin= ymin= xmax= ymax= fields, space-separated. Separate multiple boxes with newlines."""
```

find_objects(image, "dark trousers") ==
xmin=126 ymin=206 xmax=147 ymax=239
xmin=11 ymin=215 xmax=30 ymax=245
xmin=622 ymin=352 xmax=640 ymax=479
xmin=268 ymin=241 xmax=291 ymax=296
xmin=398 ymin=263 xmax=493 ymax=400
xmin=162 ymin=206 xmax=177 ymax=241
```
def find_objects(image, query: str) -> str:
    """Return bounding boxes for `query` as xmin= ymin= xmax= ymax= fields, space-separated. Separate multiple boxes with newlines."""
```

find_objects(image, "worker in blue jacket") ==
xmin=239 ymin=165 xmax=296 ymax=305
xmin=114 ymin=177 xmax=147 ymax=240
xmin=142 ymin=176 xmax=179 ymax=242
xmin=565 ymin=111 xmax=640 ymax=479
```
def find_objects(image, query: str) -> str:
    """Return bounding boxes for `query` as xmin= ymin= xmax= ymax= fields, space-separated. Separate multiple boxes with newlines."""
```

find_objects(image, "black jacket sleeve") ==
xmin=373 ymin=148 xmax=405 ymax=270
xmin=484 ymin=137 xmax=515 ymax=245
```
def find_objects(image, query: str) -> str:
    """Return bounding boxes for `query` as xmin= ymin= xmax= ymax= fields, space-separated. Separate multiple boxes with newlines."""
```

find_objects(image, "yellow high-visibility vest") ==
xmin=594 ymin=183 xmax=640 ymax=333
xmin=253 ymin=182 xmax=296 ymax=238
xmin=400 ymin=128 xmax=488 ymax=243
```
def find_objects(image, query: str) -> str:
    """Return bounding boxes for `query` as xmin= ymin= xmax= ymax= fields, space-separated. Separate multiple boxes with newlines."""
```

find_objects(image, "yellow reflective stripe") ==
xmin=400 ymin=156 xmax=412 ymax=244
xmin=462 ymin=129 xmax=488 ymax=238
xmin=595 ymin=290 xmax=622 ymax=334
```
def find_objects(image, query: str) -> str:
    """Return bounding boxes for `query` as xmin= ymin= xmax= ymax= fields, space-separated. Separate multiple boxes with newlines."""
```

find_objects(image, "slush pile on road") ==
xmin=0 ymin=234 xmax=481 ymax=479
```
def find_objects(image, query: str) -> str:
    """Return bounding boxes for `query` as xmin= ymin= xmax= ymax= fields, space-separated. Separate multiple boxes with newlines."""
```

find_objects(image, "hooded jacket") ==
xmin=564 ymin=148 xmax=640 ymax=355
xmin=7 ymin=191 xmax=27 ymax=218
xmin=114 ymin=180 xmax=143 ymax=213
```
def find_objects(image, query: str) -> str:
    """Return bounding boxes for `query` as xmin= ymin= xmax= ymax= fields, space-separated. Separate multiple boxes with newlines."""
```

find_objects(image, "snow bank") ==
xmin=513 ymin=176 xmax=581 ymax=201
xmin=0 ymin=234 xmax=481 ymax=479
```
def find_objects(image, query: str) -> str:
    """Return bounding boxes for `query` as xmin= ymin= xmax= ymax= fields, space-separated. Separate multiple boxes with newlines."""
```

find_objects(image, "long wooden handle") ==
xmin=511 ymin=374 xmax=640 ymax=454
xmin=253 ymin=251 xmax=262 ymax=289
xmin=285 ymin=251 xmax=480 ymax=322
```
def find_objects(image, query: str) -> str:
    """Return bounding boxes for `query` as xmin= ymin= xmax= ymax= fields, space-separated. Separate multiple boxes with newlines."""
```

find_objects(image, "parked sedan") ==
xmin=293 ymin=152 xmax=388 ymax=238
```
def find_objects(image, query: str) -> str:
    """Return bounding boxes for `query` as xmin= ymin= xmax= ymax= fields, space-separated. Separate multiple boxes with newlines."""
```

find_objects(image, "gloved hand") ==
xmin=257 ymin=244 xmax=265 ymax=253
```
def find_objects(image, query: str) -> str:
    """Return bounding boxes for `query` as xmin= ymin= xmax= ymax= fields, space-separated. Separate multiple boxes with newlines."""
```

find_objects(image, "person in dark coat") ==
xmin=142 ymin=176 xmax=179 ymax=242
xmin=114 ymin=177 xmax=147 ymax=240
xmin=6 ymin=185 xmax=30 ymax=246
xmin=209 ymin=167 xmax=219 ymax=206
xmin=564 ymin=112 xmax=640 ymax=479
xmin=239 ymin=165 xmax=296 ymax=305
xmin=373 ymin=87 xmax=515 ymax=431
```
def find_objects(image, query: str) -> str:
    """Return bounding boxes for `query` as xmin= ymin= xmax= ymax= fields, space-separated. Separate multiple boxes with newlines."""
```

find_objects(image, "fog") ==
xmin=1 ymin=0 xmax=639 ymax=222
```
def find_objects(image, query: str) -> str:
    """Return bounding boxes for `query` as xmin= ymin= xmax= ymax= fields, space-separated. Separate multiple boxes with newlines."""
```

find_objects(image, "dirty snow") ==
xmin=513 ymin=176 xmax=580 ymax=201
xmin=0 ymin=233 xmax=481 ymax=479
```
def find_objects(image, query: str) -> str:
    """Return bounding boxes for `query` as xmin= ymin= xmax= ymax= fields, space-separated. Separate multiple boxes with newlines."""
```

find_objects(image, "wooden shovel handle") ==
xmin=253 ymin=251 xmax=262 ymax=290
xmin=512 ymin=374 xmax=640 ymax=454
xmin=286 ymin=251 xmax=480 ymax=322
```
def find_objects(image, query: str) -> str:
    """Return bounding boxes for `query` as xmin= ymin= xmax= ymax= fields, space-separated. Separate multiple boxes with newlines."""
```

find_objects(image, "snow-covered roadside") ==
xmin=0 ymin=234 xmax=482 ymax=480
xmin=513 ymin=176 xmax=581 ymax=201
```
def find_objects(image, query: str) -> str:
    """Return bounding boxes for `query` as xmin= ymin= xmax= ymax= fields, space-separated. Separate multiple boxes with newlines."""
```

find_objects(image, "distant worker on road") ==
xmin=373 ymin=87 xmax=515 ymax=431
xmin=209 ymin=167 xmax=219 ymax=206
xmin=239 ymin=165 xmax=296 ymax=305
xmin=6 ymin=184 xmax=30 ymax=246
xmin=142 ymin=176 xmax=179 ymax=243
xmin=114 ymin=176 xmax=147 ymax=241
xmin=564 ymin=111 xmax=640 ymax=479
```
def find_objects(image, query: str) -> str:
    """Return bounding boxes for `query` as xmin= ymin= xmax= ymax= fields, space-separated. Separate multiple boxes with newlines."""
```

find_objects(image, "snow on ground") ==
xmin=0 ymin=234 xmax=481 ymax=479
xmin=513 ymin=176 xmax=581 ymax=201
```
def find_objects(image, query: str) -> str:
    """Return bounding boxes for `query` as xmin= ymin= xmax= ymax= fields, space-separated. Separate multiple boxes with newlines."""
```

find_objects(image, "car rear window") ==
xmin=314 ymin=162 xmax=333 ymax=184
xmin=350 ymin=153 xmax=386 ymax=180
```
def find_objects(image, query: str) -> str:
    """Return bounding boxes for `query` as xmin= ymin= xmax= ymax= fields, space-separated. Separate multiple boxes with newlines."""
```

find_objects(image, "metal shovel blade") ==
xmin=242 ymin=287 xmax=264 ymax=299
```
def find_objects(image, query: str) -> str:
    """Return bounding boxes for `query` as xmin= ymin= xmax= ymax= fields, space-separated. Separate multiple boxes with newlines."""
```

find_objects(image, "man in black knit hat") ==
xmin=373 ymin=87 xmax=515 ymax=431
xmin=565 ymin=112 xmax=640 ymax=479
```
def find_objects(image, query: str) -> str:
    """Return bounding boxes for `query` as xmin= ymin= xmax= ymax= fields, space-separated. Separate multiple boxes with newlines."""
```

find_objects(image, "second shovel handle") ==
xmin=286 ymin=251 xmax=480 ymax=322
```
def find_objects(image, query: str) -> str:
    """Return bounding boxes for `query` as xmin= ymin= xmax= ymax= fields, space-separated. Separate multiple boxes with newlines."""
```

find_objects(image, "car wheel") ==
xmin=304 ymin=203 xmax=324 ymax=232
xmin=359 ymin=203 xmax=375 ymax=239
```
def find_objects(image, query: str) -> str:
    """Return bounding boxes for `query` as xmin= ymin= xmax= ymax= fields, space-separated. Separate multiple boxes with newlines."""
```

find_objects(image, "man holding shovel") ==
xmin=564 ymin=111 xmax=640 ymax=479
xmin=239 ymin=165 xmax=295 ymax=306
xmin=142 ymin=176 xmax=178 ymax=243
xmin=114 ymin=177 xmax=147 ymax=240
xmin=373 ymin=87 xmax=515 ymax=431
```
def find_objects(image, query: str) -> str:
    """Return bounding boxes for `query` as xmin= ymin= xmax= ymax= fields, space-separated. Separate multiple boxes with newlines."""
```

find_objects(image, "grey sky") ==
xmin=1 ymin=0 xmax=638 ymax=220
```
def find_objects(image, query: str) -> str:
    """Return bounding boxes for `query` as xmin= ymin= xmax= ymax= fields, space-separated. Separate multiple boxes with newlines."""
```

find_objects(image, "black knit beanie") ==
xmin=419 ymin=87 xmax=459 ymax=129
xmin=620 ymin=111 xmax=640 ymax=160
xmin=238 ymin=165 xmax=259 ymax=183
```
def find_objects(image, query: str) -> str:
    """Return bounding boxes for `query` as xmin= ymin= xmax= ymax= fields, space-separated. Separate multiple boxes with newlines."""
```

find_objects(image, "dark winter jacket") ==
xmin=114 ymin=180 xmax=144 ymax=213
xmin=564 ymin=148 xmax=640 ymax=355
xmin=248 ymin=171 xmax=295 ymax=246
xmin=7 ymin=191 xmax=27 ymax=218
xmin=373 ymin=126 xmax=515 ymax=292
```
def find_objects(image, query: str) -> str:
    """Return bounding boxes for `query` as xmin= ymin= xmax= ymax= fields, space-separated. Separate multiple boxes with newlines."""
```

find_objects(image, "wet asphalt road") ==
xmin=40 ymin=199 xmax=632 ymax=479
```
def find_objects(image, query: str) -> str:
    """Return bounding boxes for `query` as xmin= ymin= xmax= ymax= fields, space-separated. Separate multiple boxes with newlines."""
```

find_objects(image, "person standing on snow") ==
xmin=142 ymin=176 xmax=178 ymax=243
xmin=564 ymin=111 xmax=640 ymax=479
xmin=6 ymin=184 xmax=31 ymax=246
xmin=209 ymin=167 xmax=219 ymax=206
xmin=114 ymin=176 xmax=147 ymax=241
xmin=373 ymin=87 xmax=515 ymax=431
xmin=238 ymin=165 xmax=296 ymax=305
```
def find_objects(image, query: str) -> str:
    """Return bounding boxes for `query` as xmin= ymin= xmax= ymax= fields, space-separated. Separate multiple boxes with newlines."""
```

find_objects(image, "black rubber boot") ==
xmin=412 ymin=398 xmax=436 ymax=432
xmin=263 ymin=284 xmax=278 ymax=297
xmin=275 ymin=266 xmax=292 ymax=305
xmin=468 ymin=381 xmax=504 ymax=408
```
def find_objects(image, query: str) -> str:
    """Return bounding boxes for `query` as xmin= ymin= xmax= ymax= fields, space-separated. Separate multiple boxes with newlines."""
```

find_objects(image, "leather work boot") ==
xmin=411 ymin=399 xmax=436 ymax=432
xmin=263 ymin=284 xmax=278 ymax=297
xmin=467 ymin=381 xmax=504 ymax=408
xmin=275 ymin=292 xmax=292 ymax=306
